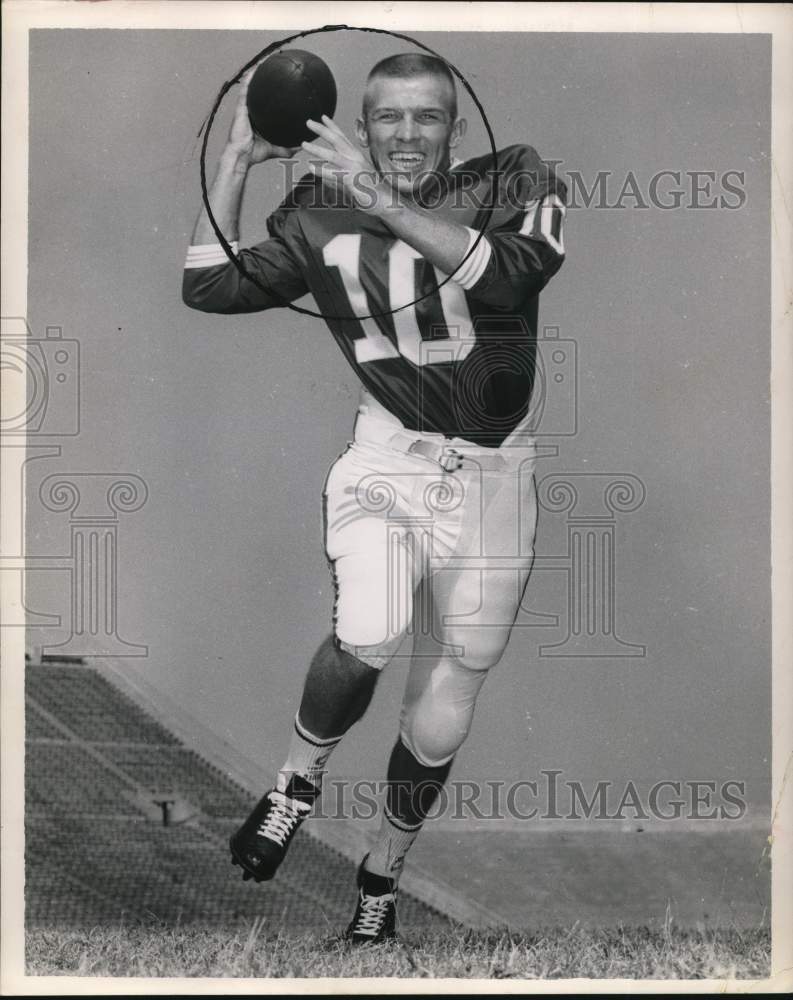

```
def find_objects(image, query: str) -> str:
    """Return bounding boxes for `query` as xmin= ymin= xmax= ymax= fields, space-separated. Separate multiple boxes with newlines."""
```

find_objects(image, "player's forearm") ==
xmin=374 ymin=203 xmax=471 ymax=276
xmin=190 ymin=149 xmax=252 ymax=247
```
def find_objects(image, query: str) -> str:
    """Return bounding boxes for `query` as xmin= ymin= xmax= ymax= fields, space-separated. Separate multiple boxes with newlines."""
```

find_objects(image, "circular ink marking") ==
xmin=199 ymin=23 xmax=498 ymax=324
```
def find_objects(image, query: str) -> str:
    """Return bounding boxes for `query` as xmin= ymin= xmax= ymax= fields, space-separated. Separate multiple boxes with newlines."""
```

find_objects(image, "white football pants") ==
xmin=323 ymin=413 xmax=538 ymax=767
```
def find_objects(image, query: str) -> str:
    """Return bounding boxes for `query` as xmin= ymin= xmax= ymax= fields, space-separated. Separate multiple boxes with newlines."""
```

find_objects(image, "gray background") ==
xmin=25 ymin=30 xmax=771 ymax=806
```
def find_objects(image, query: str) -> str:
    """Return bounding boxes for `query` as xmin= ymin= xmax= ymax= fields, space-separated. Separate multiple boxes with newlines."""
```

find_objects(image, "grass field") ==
xmin=25 ymin=921 xmax=771 ymax=980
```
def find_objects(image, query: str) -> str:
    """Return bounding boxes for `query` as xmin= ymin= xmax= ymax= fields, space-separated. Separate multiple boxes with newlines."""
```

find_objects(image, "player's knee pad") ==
xmin=445 ymin=630 xmax=511 ymax=673
xmin=399 ymin=725 xmax=456 ymax=769
xmin=400 ymin=656 xmax=490 ymax=767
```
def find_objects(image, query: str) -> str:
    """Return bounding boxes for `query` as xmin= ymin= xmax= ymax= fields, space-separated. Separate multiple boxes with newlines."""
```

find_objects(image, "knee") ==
xmin=400 ymin=724 xmax=457 ymax=769
xmin=446 ymin=630 xmax=510 ymax=673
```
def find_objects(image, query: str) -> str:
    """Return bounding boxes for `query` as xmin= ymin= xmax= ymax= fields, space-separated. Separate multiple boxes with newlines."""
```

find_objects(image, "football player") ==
xmin=183 ymin=52 xmax=566 ymax=943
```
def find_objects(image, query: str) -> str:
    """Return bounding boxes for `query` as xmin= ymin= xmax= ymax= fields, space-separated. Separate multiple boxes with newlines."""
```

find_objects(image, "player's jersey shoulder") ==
xmin=266 ymin=172 xmax=338 ymax=240
xmin=455 ymin=142 xmax=542 ymax=173
xmin=454 ymin=143 xmax=567 ymax=207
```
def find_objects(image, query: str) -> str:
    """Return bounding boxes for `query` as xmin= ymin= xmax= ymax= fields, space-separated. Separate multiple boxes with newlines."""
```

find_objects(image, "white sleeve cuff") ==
xmin=453 ymin=227 xmax=492 ymax=289
xmin=184 ymin=242 xmax=239 ymax=269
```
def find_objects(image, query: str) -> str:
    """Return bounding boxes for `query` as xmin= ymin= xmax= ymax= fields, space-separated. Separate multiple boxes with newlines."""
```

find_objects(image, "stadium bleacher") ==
xmin=24 ymin=656 xmax=448 ymax=933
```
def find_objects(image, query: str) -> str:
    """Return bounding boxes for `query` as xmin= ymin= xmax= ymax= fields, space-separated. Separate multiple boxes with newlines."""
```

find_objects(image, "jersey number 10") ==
xmin=322 ymin=235 xmax=475 ymax=367
xmin=322 ymin=194 xmax=564 ymax=368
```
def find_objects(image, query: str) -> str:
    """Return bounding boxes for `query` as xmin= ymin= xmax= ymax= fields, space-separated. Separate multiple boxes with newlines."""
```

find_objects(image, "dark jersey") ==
xmin=184 ymin=144 xmax=566 ymax=447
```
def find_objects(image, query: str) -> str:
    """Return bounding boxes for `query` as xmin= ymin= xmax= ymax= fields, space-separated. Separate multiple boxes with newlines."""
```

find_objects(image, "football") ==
xmin=246 ymin=49 xmax=337 ymax=148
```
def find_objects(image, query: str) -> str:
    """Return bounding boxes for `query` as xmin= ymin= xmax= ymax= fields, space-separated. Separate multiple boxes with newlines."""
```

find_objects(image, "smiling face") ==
xmin=356 ymin=73 xmax=466 ymax=194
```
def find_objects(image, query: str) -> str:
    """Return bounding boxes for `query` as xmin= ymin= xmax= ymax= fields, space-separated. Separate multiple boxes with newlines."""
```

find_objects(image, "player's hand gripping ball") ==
xmin=246 ymin=49 xmax=337 ymax=148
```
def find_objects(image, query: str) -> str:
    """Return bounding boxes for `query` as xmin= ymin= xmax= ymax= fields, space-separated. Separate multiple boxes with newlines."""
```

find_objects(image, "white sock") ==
xmin=276 ymin=715 xmax=341 ymax=793
xmin=364 ymin=806 xmax=422 ymax=882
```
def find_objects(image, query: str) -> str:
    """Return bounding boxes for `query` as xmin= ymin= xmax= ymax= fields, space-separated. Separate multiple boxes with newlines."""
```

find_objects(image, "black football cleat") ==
xmin=344 ymin=855 xmax=398 ymax=944
xmin=229 ymin=774 xmax=319 ymax=883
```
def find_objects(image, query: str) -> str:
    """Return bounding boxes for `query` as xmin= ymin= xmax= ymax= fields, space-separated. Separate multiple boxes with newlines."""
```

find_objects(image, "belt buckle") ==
xmin=440 ymin=448 xmax=464 ymax=473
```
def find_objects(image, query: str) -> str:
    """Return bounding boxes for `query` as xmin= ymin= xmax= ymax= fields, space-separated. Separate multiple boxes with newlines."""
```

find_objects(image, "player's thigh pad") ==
xmin=433 ymin=464 xmax=538 ymax=672
xmin=323 ymin=445 xmax=421 ymax=664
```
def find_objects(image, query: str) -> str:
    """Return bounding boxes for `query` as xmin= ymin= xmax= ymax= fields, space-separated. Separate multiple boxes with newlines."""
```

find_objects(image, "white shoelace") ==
xmin=352 ymin=890 xmax=395 ymax=936
xmin=256 ymin=791 xmax=311 ymax=846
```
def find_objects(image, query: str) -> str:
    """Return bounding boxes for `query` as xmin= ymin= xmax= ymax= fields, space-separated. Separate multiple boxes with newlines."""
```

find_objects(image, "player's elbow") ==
xmin=181 ymin=286 xmax=205 ymax=312
xmin=182 ymin=272 xmax=206 ymax=310
xmin=181 ymin=271 xmax=225 ymax=313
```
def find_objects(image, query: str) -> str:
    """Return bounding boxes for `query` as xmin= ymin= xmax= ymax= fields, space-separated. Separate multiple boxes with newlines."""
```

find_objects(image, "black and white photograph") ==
xmin=1 ymin=1 xmax=791 ymax=992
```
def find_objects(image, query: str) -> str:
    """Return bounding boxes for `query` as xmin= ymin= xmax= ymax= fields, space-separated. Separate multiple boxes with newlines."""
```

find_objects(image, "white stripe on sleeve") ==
xmin=184 ymin=242 xmax=239 ymax=269
xmin=452 ymin=227 xmax=492 ymax=289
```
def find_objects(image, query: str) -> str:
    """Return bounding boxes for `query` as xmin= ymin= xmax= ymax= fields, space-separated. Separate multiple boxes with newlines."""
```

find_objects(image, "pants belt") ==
xmin=356 ymin=421 xmax=509 ymax=473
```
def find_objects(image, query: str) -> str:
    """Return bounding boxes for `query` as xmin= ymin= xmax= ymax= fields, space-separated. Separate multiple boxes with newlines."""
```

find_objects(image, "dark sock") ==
xmin=365 ymin=738 xmax=453 ymax=879
xmin=386 ymin=737 xmax=453 ymax=827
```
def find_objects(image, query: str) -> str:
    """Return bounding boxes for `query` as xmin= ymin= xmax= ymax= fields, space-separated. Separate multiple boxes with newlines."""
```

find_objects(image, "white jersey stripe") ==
xmin=184 ymin=241 xmax=239 ymax=269
xmin=452 ymin=227 xmax=492 ymax=289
